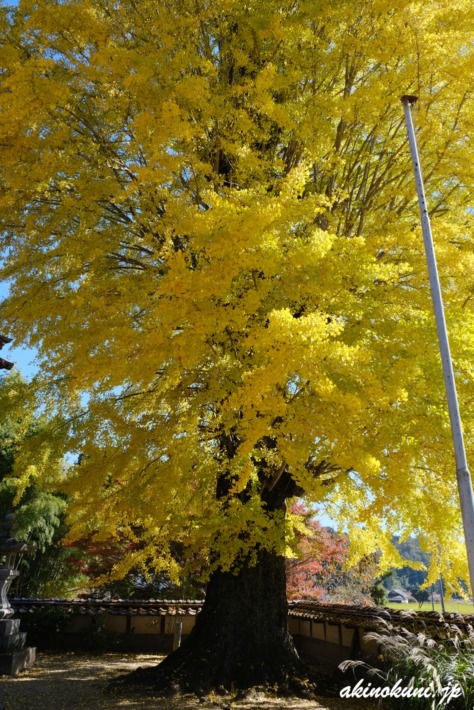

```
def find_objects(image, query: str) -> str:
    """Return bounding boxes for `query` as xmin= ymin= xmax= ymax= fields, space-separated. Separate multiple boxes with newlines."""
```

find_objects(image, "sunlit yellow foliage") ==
xmin=2 ymin=0 xmax=474 ymax=591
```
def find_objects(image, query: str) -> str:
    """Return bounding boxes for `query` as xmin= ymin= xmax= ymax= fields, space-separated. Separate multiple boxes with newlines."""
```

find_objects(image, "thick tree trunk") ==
xmin=129 ymin=548 xmax=314 ymax=696
xmin=125 ymin=467 xmax=318 ymax=696
xmin=158 ymin=550 xmax=305 ymax=692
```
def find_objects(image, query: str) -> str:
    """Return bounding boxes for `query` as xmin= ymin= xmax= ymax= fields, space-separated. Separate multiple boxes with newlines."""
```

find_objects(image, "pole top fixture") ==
xmin=401 ymin=95 xmax=418 ymax=105
xmin=0 ymin=335 xmax=12 ymax=349
xmin=0 ymin=334 xmax=14 ymax=370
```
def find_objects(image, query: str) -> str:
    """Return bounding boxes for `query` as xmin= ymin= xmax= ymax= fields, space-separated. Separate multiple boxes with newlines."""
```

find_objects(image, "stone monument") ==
xmin=0 ymin=513 xmax=36 ymax=675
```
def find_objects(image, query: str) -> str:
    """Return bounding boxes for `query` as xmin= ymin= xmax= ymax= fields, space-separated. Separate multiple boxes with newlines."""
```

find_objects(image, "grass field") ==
xmin=385 ymin=601 xmax=474 ymax=614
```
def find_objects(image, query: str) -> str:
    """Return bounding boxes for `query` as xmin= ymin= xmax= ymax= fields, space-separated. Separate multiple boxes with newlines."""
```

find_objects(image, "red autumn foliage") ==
xmin=286 ymin=503 xmax=377 ymax=604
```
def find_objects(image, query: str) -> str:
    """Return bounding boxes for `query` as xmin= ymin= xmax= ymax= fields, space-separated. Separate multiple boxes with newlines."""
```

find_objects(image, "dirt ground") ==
xmin=0 ymin=652 xmax=376 ymax=710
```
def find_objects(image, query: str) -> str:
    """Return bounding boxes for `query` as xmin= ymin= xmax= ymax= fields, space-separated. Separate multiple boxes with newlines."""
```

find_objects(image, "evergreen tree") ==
xmin=0 ymin=372 xmax=85 ymax=597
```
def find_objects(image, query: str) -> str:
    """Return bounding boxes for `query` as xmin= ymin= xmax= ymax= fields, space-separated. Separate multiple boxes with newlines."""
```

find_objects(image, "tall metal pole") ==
xmin=402 ymin=95 xmax=474 ymax=598
xmin=439 ymin=575 xmax=446 ymax=613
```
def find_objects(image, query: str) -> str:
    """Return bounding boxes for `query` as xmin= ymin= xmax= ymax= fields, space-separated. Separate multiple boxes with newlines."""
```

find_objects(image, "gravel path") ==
xmin=0 ymin=652 xmax=375 ymax=710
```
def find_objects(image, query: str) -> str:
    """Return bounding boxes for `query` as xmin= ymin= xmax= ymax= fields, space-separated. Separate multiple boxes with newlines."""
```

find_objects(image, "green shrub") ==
xmin=18 ymin=605 xmax=70 ymax=635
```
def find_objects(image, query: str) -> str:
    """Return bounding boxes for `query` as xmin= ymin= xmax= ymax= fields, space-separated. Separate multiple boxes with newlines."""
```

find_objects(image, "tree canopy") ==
xmin=1 ymin=0 xmax=474 ymax=592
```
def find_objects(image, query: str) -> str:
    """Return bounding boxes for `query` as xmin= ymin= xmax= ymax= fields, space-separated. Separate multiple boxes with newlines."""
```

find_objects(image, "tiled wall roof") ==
xmin=288 ymin=600 xmax=474 ymax=638
xmin=12 ymin=598 xmax=474 ymax=638
xmin=12 ymin=598 xmax=203 ymax=616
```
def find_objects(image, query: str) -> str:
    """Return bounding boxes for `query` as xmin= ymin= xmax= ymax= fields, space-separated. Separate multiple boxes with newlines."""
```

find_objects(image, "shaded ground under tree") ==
xmin=0 ymin=652 xmax=377 ymax=710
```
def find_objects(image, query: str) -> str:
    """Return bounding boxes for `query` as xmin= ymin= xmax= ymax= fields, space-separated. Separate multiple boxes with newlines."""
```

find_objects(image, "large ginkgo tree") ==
xmin=2 ymin=0 xmax=474 ymax=693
